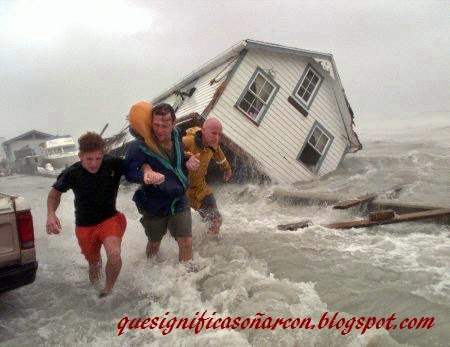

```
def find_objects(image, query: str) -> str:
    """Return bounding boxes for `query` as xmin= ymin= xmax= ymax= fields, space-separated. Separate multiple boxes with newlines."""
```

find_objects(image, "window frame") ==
xmin=292 ymin=64 xmax=323 ymax=109
xmin=297 ymin=121 xmax=334 ymax=174
xmin=235 ymin=67 xmax=279 ymax=126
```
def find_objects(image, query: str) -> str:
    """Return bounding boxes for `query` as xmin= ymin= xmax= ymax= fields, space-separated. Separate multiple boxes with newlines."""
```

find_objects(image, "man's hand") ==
xmin=143 ymin=169 xmax=165 ymax=185
xmin=46 ymin=214 xmax=61 ymax=234
xmin=186 ymin=153 xmax=200 ymax=171
xmin=223 ymin=169 xmax=232 ymax=182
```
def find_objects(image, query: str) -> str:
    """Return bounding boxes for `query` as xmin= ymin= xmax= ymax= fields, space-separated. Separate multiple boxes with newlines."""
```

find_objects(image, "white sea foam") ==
xmin=1 ymin=112 xmax=449 ymax=346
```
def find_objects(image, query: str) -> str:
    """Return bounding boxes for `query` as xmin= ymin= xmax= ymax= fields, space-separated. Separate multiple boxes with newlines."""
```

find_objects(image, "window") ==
xmin=293 ymin=65 xmax=322 ymax=108
xmin=62 ymin=145 xmax=77 ymax=154
xmin=236 ymin=68 xmax=279 ymax=124
xmin=47 ymin=148 xmax=62 ymax=156
xmin=298 ymin=122 xmax=333 ymax=173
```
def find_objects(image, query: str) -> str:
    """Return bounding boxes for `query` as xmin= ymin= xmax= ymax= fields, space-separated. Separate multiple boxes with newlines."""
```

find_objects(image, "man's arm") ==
xmin=181 ymin=135 xmax=200 ymax=171
xmin=124 ymin=142 xmax=166 ymax=184
xmin=186 ymin=153 xmax=200 ymax=171
xmin=46 ymin=188 xmax=62 ymax=234
xmin=214 ymin=145 xmax=232 ymax=181
xmin=123 ymin=141 xmax=146 ymax=183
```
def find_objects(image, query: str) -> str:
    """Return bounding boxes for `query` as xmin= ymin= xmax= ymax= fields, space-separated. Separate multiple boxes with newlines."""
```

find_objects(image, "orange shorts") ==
xmin=75 ymin=212 xmax=126 ymax=263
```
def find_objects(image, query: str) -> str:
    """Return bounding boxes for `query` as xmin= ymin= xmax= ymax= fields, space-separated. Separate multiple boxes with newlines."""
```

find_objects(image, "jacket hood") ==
xmin=128 ymin=101 xmax=160 ymax=155
xmin=185 ymin=127 xmax=202 ymax=137
xmin=184 ymin=126 xmax=218 ymax=152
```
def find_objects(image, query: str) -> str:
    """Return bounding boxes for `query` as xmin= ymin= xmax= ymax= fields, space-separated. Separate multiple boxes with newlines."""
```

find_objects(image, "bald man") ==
xmin=182 ymin=118 xmax=232 ymax=234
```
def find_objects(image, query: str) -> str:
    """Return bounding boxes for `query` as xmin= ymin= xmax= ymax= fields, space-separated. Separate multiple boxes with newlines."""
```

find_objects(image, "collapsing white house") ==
xmin=112 ymin=39 xmax=362 ymax=184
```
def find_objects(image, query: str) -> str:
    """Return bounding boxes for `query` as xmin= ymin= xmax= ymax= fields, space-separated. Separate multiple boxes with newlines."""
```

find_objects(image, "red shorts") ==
xmin=75 ymin=212 xmax=126 ymax=263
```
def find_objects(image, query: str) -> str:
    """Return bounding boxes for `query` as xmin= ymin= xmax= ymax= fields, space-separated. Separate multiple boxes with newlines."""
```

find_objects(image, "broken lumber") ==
xmin=326 ymin=209 xmax=450 ymax=230
xmin=333 ymin=193 xmax=378 ymax=210
xmin=369 ymin=209 xmax=395 ymax=222
xmin=277 ymin=220 xmax=311 ymax=231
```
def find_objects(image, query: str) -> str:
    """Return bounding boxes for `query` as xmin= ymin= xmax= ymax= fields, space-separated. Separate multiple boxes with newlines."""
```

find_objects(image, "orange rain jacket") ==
xmin=182 ymin=127 xmax=231 ymax=209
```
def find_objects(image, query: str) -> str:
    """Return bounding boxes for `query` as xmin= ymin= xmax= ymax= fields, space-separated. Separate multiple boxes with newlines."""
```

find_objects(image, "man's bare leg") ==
xmin=146 ymin=240 xmax=161 ymax=258
xmin=208 ymin=217 xmax=222 ymax=235
xmin=177 ymin=236 xmax=192 ymax=262
xmin=89 ymin=257 xmax=102 ymax=285
xmin=99 ymin=236 xmax=122 ymax=296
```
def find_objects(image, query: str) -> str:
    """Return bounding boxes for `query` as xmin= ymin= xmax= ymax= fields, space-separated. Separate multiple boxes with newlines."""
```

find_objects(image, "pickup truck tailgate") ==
xmin=0 ymin=198 xmax=21 ymax=266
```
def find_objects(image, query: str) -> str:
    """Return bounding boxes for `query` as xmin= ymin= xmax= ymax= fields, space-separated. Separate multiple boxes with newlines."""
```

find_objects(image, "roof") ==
xmin=2 ymin=130 xmax=54 ymax=146
xmin=152 ymin=39 xmax=361 ymax=151
xmin=154 ymin=39 xmax=338 ymax=102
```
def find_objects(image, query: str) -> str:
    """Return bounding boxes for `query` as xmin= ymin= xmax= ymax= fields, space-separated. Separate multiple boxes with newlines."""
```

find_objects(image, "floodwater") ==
xmin=0 ymin=112 xmax=449 ymax=346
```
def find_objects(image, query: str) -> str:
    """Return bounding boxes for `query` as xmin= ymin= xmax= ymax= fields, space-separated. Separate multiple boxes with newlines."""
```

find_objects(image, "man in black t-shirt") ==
xmin=46 ymin=132 xmax=126 ymax=297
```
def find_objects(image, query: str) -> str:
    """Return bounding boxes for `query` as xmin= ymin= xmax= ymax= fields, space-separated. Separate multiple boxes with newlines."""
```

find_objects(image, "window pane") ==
xmin=244 ymin=91 xmax=256 ymax=104
xmin=262 ymin=82 xmax=274 ymax=95
xmin=312 ymin=75 xmax=319 ymax=85
xmin=249 ymin=77 xmax=274 ymax=103
xmin=259 ymin=87 xmax=271 ymax=102
xmin=299 ymin=143 xmax=321 ymax=170
xmin=308 ymin=128 xmax=329 ymax=153
xmin=303 ymin=91 xmax=311 ymax=102
xmin=316 ymin=134 xmax=329 ymax=153
xmin=298 ymin=87 xmax=306 ymax=98
xmin=248 ymin=106 xmax=260 ymax=119
xmin=306 ymin=70 xmax=314 ymax=80
xmin=63 ymin=145 xmax=77 ymax=152
xmin=239 ymin=99 xmax=251 ymax=112
xmin=307 ymin=83 xmax=315 ymax=93
xmin=253 ymin=98 xmax=264 ymax=112
xmin=250 ymin=74 xmax=265 ymax=94
xmin=309 ymin=128 xmax=323 ymax=147
xmin=313 ymin=128 xmax=322 ymax=140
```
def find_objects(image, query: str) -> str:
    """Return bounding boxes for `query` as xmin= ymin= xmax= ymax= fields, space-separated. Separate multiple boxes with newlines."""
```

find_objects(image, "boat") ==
xmin=39 ymin=136 xmax=78 ymax=170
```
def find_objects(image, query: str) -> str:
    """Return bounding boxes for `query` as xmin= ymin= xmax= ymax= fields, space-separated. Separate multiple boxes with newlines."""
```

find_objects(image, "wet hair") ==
xmin=152 ymin=103 xmax=176 ymax=122
xmin=78 ymin=132 xmax=105 ymax=153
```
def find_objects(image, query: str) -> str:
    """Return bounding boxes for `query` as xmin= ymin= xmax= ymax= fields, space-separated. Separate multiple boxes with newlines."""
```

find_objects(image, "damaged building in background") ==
xmin=108 ymin=39 xmax=362 ymax=184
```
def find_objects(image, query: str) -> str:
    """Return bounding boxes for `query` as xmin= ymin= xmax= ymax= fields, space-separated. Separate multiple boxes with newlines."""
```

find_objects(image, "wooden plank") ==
xmin=277 ymin=220 xmax=311 ymax=231
xmin=99 ymin=123 xmax=109 ymax=136
xmin=333 ymin=193 xmax=378 ymax=209
xmin=326 ymin=209 xmax=450 ymax=230
xmin=333 ymin=186 xmax=403 ymax=210
xmin=369 ymin=210 xmax=395 ymax=222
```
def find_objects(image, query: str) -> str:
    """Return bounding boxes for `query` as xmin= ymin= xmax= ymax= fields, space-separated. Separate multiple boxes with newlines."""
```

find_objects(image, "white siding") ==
xmin=210 ymin=49 xmax=349 ymax=184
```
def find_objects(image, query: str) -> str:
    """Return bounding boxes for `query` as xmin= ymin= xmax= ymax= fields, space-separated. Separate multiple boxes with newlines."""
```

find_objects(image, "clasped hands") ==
xmin=142 ymin=154 xmax=200 ymax=185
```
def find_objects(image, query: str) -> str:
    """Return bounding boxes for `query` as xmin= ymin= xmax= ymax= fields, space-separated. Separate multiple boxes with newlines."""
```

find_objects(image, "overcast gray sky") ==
xmin=1 ymin=0 xmax=449 ymax=142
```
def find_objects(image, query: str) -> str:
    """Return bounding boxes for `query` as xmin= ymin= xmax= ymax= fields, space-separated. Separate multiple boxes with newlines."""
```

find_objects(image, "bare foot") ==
xmin=146 ymin=241 xmax=159 ymax=258
xmin=89 ymin=261 xmax=102 ymax=285
xmin=98 ymin=289 xmax=111 ymax=298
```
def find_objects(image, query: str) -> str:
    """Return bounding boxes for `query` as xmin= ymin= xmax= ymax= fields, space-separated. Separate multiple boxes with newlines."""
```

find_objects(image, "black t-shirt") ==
xmin=53 ymin=155 xmax=124 ymax=226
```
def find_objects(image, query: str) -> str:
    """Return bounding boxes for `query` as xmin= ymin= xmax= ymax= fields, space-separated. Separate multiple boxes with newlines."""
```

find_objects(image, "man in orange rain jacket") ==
xmin=182 ymin=117 xmax=232 ymax=235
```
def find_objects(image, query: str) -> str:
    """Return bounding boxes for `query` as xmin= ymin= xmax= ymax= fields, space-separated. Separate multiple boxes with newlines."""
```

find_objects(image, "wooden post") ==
xmin=333 ymin=193 xmax=378 ymax=209
xmin=326 ymin=209 xmax=450 ymax=230
xmin=277 ymin=220 xmax=311 ymax=231
xmin=368 ymin=210 xmax=395 ymax=221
